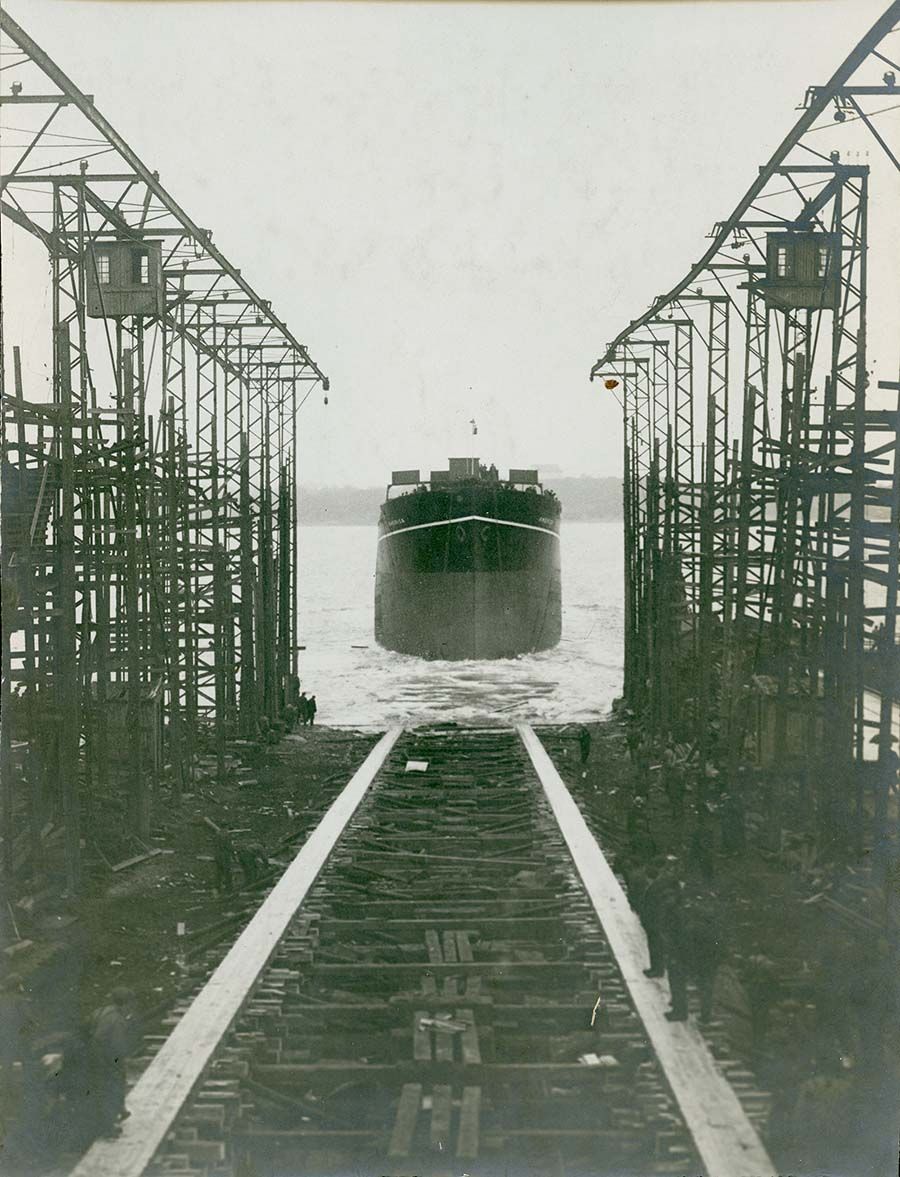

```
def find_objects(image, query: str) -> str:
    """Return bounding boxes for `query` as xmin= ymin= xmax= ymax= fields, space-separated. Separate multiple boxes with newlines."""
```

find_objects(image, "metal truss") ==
xmin=591 ymin=2 xmax=900 ymax=853
xmin=0 ymin=11 xmax=328 ymax=889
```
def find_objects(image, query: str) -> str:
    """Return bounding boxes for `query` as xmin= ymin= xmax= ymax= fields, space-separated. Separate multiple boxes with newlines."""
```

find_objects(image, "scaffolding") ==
xmin=0 ymin=11 xmax=329 ymax=892
xmin=592 ymin=2 xmax=900 ymax=857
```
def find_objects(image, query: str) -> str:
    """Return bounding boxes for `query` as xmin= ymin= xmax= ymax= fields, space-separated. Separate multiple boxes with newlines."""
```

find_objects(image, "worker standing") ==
xmin=88 ymin=987 xmax=139 ymax=1138
xmin=578 ymin=725 xmax=592 ymax=765
xmin=211 ymin=826 xmax=234 ymax=894
xmin=661 ymin=883 xmax=689 ymax=1021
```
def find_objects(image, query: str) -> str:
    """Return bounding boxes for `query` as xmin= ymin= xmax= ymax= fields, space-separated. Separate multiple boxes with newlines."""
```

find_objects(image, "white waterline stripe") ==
xmin=516 ymin=723 xmax=775 ymax=1177
xmin=71 ymin=727 xmax=404 ymax=1177
xmin=378 ymin=514 xmax=560 ymax=543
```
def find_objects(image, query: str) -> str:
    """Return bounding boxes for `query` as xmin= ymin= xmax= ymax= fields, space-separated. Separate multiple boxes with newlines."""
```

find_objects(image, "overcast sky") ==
xmin=3 ymin=0 xmax=893 ymax=485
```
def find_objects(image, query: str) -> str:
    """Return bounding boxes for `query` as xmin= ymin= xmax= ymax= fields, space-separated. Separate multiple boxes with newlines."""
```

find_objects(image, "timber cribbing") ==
xmin=73 ymin=727 xmax=773 ymax=1177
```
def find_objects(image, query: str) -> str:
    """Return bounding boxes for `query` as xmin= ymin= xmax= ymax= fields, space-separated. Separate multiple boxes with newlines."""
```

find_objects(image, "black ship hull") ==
xmin=375 ymin=485 xmax=561 ymax=660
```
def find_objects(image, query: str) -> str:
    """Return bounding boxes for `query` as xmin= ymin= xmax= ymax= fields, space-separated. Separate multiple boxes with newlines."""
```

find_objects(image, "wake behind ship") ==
xmin=375 ymin=459 xmax=561 ymax=660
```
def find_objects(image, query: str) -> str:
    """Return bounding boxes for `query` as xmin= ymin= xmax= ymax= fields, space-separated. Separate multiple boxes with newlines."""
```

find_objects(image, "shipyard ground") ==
xmin=541 ymin=718 xmax=899 ymax=1177
xmin=0 ymin=728 xmax=379 ymax=1161
xmin=1 ymin=720 xmax=897 ymax=1177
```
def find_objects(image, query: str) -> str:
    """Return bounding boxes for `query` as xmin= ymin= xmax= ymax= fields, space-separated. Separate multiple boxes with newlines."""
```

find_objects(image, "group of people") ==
xmin=620 ymin=856 xmax=725 ymax=1023
xmin=296 ymin=691 xmax=317 ymax=727
xmin=1 ymin=978 xmax=140 ymax=1167
xmin=617 ymin=712 xmax=733 ymax=1023
xmin=210 ymin=825 xmax=268 ymax=895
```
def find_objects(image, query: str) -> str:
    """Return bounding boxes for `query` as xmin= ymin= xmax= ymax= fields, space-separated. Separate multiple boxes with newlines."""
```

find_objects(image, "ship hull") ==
xmin=375 ymin=493 xmax=561 ymax=660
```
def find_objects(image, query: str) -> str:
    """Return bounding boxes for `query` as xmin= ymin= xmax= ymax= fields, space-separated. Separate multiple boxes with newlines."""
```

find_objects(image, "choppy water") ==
xmin=297 ymin=520 xmax=624 ymax=727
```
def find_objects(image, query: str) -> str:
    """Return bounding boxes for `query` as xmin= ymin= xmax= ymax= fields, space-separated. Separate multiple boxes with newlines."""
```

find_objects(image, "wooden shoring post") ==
xmin=211 ymin=395 xmax=228 ymax=778
xmin=659 ymin=427 xmax=676 ymax=736
xmin=213 ymin=540 xmax=227 ymax=778
xmin=627 ymin=355 xmax=653 ymax=719
xmin=13 ymin=346 xmax=39 ymax=778
xmin=121 ymin=341 xmax=146 ymax=835
xmin=178 ymin=427 xmax=195 ymax=783
xmin=622 ymin=393 xmax=634 ymax=704
xmin=262 ymin=423 xmax=276 ymax=719
xmin=238 ymin=432 xmax=257 ymax=736
xmin=874 ymin=393 xmax=900 ymax=847
xmin=772 ymin=334 xmax=808 ymax=768
xmin=93 ymin=442 xmax=111 ymax=794
xmin=670 ymin=317 xmax=694 ymax=717
xmin=290 ymin=369 xmax=299 ymax=684
xmin=277 ymin=461 xmax=292 ymax=714
xmin=696 ymin=299 xmax=727 ymax=771
xmin=821 ymin=565 xmax=849 ymax=844
xmin=645 ymin=442 xmax=662 ymax=743
xmin=146 ymin=412 xmax=165 ymax=723
xmin=0 ymin=341 xmax=12 ymax=883
xmin=164 ymin=401 xmax=184 ymax=798
xmin=719 ymin=438 xmax=740 ymax=772
xmin=631 ymin=412 xmax=646 ymax=716
xmin=54 ymin=316 xmax=80 ymax=893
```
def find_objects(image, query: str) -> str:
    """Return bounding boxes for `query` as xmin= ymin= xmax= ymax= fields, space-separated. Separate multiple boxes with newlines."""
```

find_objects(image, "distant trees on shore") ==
xmin=298 ymin=476 xmax=622 ymax=525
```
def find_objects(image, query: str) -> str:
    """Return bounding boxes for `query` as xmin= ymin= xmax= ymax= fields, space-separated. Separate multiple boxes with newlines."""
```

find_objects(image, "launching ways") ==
xmin=73 ymin=726 xmax=772 ymax=1177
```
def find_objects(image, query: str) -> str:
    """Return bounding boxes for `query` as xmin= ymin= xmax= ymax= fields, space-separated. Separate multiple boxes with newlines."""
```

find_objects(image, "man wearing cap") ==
xmin=89 ymin=987 xmax=139 ymax=1138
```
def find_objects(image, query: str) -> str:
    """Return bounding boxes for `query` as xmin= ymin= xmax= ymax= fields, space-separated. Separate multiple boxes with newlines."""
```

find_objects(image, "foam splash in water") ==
xmin=298 ymin=521 xmax=624 ymax=727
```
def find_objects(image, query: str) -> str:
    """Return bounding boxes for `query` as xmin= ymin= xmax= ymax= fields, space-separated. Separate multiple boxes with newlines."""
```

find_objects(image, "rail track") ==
xmin=74 ymin=727 xmax=773 ymax=1177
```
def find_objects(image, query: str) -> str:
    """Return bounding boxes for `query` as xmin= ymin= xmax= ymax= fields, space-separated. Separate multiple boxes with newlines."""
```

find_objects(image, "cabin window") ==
xmin=96 ymin=253 xmax=111 ymax=285
xmin=775 ymin=245 xmax=790 ymax=279
xmin=817 ymin=245 xmax=830 ymax=279
xmin=132 ymin=249 xmax=150 ymax=285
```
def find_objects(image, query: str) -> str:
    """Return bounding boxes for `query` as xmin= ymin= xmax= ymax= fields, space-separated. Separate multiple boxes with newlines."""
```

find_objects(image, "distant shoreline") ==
xmin=299 ymin=476 xmax=622 ymax=527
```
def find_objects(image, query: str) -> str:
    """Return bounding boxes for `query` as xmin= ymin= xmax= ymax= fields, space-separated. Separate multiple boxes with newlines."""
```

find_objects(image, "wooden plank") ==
xmin=413 ymin=1011 xmax=432 ymax=1062
xmin=421 ymin=975 xmax=438 ymax=997
xmin=457 ymin=1086 xmax=481 ymax=1160
xmin=434 ymin=1028 xmax=454 ymax=1063
xmin=430 ymin=1084 xmax=453 ymax=1151
xmin=70 ymin=728 xmax=404 ymax=1177
xmin=441 ymin=977 xmax=459 ymax=999
xmin=517 ymin=724 xmax=775 ymax=1177
xmin=388 ymin=1083 xmax=422 ymax=1159
xmin=110 ymin=847 xmax=166 ymax=872
xmin=442 ymin=930 xmax=458 ymax=963
xmin=256 ymin=1061 xmax=628 ymax=1080
xmin=456 ymin=931 xmax=474 ymax=962
xmin=425 ymin=930 xmax=443 ymax=963
xmin=466 ymin=976 xmax=482 ymax=998
xmin=309 ymin=961 xmax=581 ymax=976
xmin=457 ymin=1009 xmax=481 ymax=1065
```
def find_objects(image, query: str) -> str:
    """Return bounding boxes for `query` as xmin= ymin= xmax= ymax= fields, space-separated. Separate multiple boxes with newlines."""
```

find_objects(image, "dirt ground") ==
xmin=0 ymin=725 xmax=380 ymax=1158
xmin=3 ymin=717 xmax=897 ymax=1176
xmin=538 ymin=716 xmax=899 ymax=1177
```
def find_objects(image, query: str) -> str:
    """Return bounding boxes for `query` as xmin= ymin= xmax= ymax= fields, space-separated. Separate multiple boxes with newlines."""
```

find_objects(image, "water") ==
xmin=298 ymin=520 xmax=624 ymax=727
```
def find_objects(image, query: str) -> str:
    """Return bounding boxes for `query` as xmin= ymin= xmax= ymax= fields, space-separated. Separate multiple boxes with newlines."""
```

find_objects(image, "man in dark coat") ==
xmin=661 ymin=883 xmax=689 ymax=1021
xmin=89 ymin=987 xmax=139 ymax=1138
xmin=640 ymin=863 xmax=675 ymax=979
xmin=578 ymin=726 xmax=592 ymax=765
xmin=684 ymin=892 xmax=725 ymax=1022
xmin=308 ymin=695 xmax=317 ymax=725
xmin=212 ymin=826 xmax=234 ymax=894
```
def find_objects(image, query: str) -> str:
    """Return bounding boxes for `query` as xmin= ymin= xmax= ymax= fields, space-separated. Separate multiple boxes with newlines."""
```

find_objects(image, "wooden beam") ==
xmin=516 ymin=724 xmax=774 ymax=1177
xmin=388 ymin=1083 xmax=422 ymax=1159
xmin=457 ymin=1087 xmax=481 ymax=1160
xmin=430 ymin=1084 xmax=452 ymax=1151
xmin=70 ymin=728 xmax=403 ymax=1177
